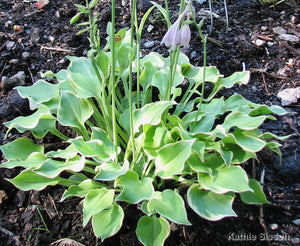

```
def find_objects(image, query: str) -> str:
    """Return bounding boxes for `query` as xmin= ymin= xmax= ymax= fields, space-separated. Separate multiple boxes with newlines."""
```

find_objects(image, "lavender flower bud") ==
xmin=179 ymin=24 xmax=191 ymax=47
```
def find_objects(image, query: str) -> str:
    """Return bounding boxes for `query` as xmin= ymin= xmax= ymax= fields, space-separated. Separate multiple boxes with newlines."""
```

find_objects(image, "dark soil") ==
xmin=0 ymin=0 xmax=299 ymax=245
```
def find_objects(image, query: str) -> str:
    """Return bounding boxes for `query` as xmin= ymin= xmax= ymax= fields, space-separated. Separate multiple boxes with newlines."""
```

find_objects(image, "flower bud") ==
xmin=180 ymin=24 xmax=191 ymax=47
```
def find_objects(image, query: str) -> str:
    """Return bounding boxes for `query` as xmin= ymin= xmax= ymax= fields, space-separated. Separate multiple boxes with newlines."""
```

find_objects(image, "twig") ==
xmin=261 ymin=70 xmax=271 ymax=96
xmin=281 ymin=41 xmax=300 ymax=55
xmin=255 ymin=34 xmax=273 ymax=41
xmin=38 ymin=44 xmax=75 ymax=54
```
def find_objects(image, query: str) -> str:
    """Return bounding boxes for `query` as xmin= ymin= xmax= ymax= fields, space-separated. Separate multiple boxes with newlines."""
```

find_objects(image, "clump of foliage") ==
xmin=0 ymin=0 xmax=288 ymax=245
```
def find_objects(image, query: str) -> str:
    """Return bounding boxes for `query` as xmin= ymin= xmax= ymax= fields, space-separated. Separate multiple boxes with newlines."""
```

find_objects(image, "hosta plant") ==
xmin=0 ymin=0 xmax=288 ymax=245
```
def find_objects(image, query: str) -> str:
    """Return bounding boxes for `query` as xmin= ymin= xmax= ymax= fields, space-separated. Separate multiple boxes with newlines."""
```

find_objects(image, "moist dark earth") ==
xmin=0 ymin=0 xmax=299 ymax=245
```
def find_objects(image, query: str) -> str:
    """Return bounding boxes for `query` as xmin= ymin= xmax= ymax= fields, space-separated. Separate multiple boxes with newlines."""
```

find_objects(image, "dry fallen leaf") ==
xmin=36 ymin=0 xmax=50 ymax=10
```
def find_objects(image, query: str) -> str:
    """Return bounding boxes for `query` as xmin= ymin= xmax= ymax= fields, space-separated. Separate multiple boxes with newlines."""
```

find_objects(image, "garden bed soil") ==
xmin=0 ymin=0 xmax=299 ymax=245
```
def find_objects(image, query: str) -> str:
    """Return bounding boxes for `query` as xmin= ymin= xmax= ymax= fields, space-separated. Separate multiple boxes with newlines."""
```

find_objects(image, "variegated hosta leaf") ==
xmin=0 ymin=137 xmax=44 ymax=161
xmin=6 ymin=169 xmax=60 ymax=191
xmin=4 ymin=105 xmax=57 ymax=139
xmin=187 ymin=184 xmax=237 ymax=221
xmin=57 ymin=91 xmax=93 ymax=130
xmin=34 ymin=155 xmax=85 ymax=178
xmin=147 ymin=190 xmax=191 ymax=225
xmin=82 ymin=188 xmax=115 ymax=227
xmin=115 ymin=170 xmax=154 ymax=204
xmin=92 ymin=203 xmax=124 ymax=241
xmin=61 ymin=179 xmax=103 ymax=201
xmin=155 ymin=139 xmax=195 ymax=178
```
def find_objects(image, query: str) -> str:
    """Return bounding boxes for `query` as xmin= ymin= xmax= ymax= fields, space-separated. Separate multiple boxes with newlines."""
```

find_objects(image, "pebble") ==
xmin=143 ymin=41 xmax=155 ymax=48
xmin=30 ymin=27 xmax=40 ymax=43
xmin=121 ymin=0 xmax=129 ymax=7
xmin=279 ymin=34 xmax=300 ymax=43
xmin=5 ymin=40 xmax=15 ymax=50
xmin=147 ymin=24 xmax=154 ymax=33
xmin=292 ymin=219 xmax=300 ymax=226
xmin=277 ymin=87 xmax=300 ymax=106
xmin=261 ymin=26 xmax=268 ymax=31
xmin=255 ymin=39 xmax=266 ymax=47
xmin=1 ymin=71 xmax=25 ymax=94
xmin=9 ymin=59 xmax=19 ymax=65
xmin=273 ymin=26 xmax=286 ymax=35
xmin=22 ymin=51 xmax=30 ymax=59
xmin=269 ymin=223 xmax=278 ymax=231
xmin=0 ymin=190 xmax=7 ymax=204
xmin=190 ymin=51 xmax=197 ymax=59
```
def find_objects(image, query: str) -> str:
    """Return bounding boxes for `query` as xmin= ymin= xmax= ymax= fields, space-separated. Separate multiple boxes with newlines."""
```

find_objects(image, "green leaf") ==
xmin=89 ymin=0 xmax=99 ymax=8
xmin=187 ymin=184 xmax=237 ymax=221
xmin=61 ymin=179 xmax=102 ymax=201
xmin=16 ymin=80 xmax=59 ymax=109
xmin=94 ymin=161 xmax=129 ymax=181
xmin=92 ymin=203 xmax=124 ymax=241
xmin=0 ymin=137 xmax=44 ymax=161
xmin=120 ymin=101 xmax=173 ymax=133
xmin=57 ymin=91 xmax=93 ymax=130
xmin=197 ymin=162 xmax=253 ymax=194
xmin=182 ymin=65 xmax=221 ymax=84
xmin=7 ymin=169 xmax=60 ymax=191
xmin=91 ymin=127 xmax=119 ymax=157
xmin=222 ymin=111 xmax=267 ymax=131
xmin=4 ymin=105 xmax=57 ymax=139
xmin=143 ymin=124 xmax=173 ymax=158
xmin=136 ymin=216 xmax=170 ymax=246
xmin=70 ymin=12 xmax=82 ymax=25
xmin=68 ymin=57 xmax=101 ymax=99
xmin=95 ymin=52 xmax=110 ymax=79
xmin=83 ymin=188 xmax=115 ymax=227
xmin=186 ymin=151 xmax=212 ymax=175
xmin=1 ymin=152 xmax=47 ymax=169
xmin=240 ymin=179 xmax=270 ymax=204
xmin=155 ymin=139 xmax=195 ymax=178
xmin=208 ymin=71 xmax=250 ymax=99
xmin=233 ymin=129 xmax=266 ymax=152
xmin=115 ymin=170 xmax=154 ymax=204
xmin=68 ymin=137 xmax=110 ymax=161
xmin=46 ymin=144 xmax=78 ymax=159
xmin=222 ymin=135 xmax=257 ymax=164
xmin=148 ymin=190 xmax=191 ymax=225
xmin=34 ymin=155 xmax=85 ymax=178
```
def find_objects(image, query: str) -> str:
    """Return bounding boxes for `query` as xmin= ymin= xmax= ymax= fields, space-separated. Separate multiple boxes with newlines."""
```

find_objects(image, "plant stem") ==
xmin=111 ymin=0 xmax=118 ymax=163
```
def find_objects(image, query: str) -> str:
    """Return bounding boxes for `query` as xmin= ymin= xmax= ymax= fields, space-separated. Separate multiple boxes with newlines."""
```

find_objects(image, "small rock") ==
xmin=190 ymin=51 xmax=197 ymax=59
xmin=1 ymin=71 xmax=25 ymax=94
xmin=0 ymin=190 xmax=7 ymax=204
xmin=255 ymin=39 xmax=266 ymax=47
xmin=121 ymin=0 xmax=129 ymax=7
xmin=9 ymin=59 xmax=19 ymax=65
xmin=269 ymin=223 xmax=278 ymax=231
xmin=0 ymin=89 xmax=29 ymax=120
xmin=277 ymin=87 xmax=300 ymax=106
xmin=273 ymin=26 xmax=286 ymax=35
xmin=30 ymin=27 xmax=40 ymax=43
xmin=292 ymin=219 xmax=300 ymax=226
xmin=143 ymin=41 xmax=155 ymax=48
xmin=22 ymin=51 xmax=30 ymax=59
xmin=292 ymin=238 xmax=300 ymax=245
xmin=5 ymin=40 xmax=15 ymax=50
xmin=279 ymin=34 xmax=300 ymax=43
xmin=147 ymin=24 xmax=154 ymax=33
xmin=261 ymin=26 xmax=268 ymax=31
